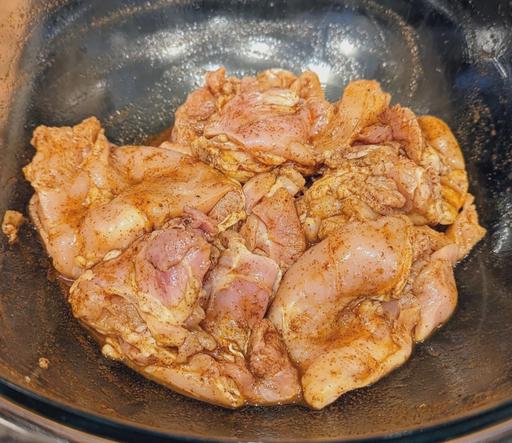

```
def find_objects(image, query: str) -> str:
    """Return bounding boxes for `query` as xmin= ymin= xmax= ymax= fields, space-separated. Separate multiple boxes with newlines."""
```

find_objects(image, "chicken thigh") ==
xmin=240 ymin=167 xmax=306 ymax=269
xmin=269 ymin=210 xmax=485 ymax=408
xmin=299 ymin=80 xmax=470 ymax=242
xmin=70 ymin=213 xmax=299 ymax=408
xmin=24 ymin=118 xmax=244 ymax=278
xmin=314 ymin=79 xmax=390 ymax=158
xmin=174 ymin=68 xmax=332 ymax=182
xmin=22 ymin=68 xmax=487 ymax=411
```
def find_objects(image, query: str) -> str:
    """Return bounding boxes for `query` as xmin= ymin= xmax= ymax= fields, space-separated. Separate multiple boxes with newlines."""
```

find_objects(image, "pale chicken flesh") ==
xmin=299 ymin=82 xmax=470 ymax=242
xmin=174 ymin=68 xmax=332 ymax=182
xmin=19 ymin=68 xmax=486 ymax=409
xmin=70 ymin=216 xmax=300 ymax=407
xmin=23 ymin=118 xmax=245 ymax=278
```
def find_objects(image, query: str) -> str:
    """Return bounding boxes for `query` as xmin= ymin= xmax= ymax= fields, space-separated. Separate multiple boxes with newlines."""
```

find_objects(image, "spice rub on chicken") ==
xmin=21 ymin=68 xmax=485 ymax=409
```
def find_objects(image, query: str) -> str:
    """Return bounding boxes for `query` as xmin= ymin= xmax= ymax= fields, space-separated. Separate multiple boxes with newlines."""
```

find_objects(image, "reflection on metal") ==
xmin=306 ymin=61 xmax=333 ymax=86
xmin=337 ymin=38 xmax=356 ymax=56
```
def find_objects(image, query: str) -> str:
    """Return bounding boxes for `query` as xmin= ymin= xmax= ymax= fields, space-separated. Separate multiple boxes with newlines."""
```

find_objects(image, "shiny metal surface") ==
xmin=0 ymin=395 xmax=110 ymax=443
xmin=0 ymin=0 xmax=511 ymax=441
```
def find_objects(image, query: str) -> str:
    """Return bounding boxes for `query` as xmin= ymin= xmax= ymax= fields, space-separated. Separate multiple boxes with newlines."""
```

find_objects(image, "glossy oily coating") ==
xmin=70 ymin=216 xmax=300 ymax=408
xmin=19 ymin=68 xmax=486 ymax=411
xmin=176 ymin=68 xmax=332 ymax=181
xmin=269 ymin=208 xmax=484 ymax=409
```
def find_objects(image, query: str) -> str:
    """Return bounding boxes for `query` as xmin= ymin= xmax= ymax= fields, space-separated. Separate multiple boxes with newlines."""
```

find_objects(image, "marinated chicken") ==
xmin=23 ymin=118 xmax=244 ymax=278
xmin=19 ymin=68 xmax=486 ymax=409
xmin=299 ymin=82 xmax=470 ymax=242
xmin=2 ymin=210 xmax=24 ymax=244
xmin=240 ymin=166 xmax=306 ymax=269
xmin=269 ymin=210 xmax=484 ymax=408
xmin=70 ymin=213 xmax=300 ymax=407
xmin=174 ymin=68 xmax=332 ymax=182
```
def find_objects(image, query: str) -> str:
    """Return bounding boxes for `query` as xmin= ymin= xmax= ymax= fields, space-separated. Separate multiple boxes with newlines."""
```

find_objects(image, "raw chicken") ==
xmin=24 ymin=68 xmax=486 ymax=411
xmin=70 ymin=215 xmax=300 ymax=407
xmin=269 ymin=217 xmax=413 ymax=362
xmin=240 ymin=167 xmax=306 ymax=269
xmin=418 ymin=115 xmax=469 ymax=224
xmin=446 ymin=194 xmax=486 ymax=260
xmin=314 ymin=80 xmax=390 ymax=158
xmin=298 ymin=143 xmax=443 ymax=241
xmin=172 ymin=68 xmax=239 ymax=146
xmin=356 ymin=109 xmax=469 ymax=224
xmin=299 ymin=82 xmax=471 ymax=241
xmin=174 ymin=68 xmax=332 ymax=182
xmin=203 ymin=234 xmax=300 ymax=404
xmin=202 ymin=235 xmax=282 ymax=352
xmin=268 ymin=216 xmax=417 ymax=408
xmin=2 ymin=210 xmax=24 ymax=244
xmin=410 ymin=197 xmax=485 ymax=342
xmin=24 ymin=118 xmax=244 ymax=278
xmin=269 ymin=210 xmax=485 ymax=408
xmin=301 ymin=296 xmax=419 ymax=409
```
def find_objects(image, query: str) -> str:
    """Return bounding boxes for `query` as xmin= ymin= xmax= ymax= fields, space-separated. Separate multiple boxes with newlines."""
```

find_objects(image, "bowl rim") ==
xmin=2 ymin=374 xmax=512 ymax=442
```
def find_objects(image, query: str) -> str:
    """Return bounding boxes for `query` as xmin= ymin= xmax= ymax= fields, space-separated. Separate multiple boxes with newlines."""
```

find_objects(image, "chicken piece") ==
xmin=357 ymin=110 xmax=467 ymax=225
xmin=242 ymin=166 xmax=305 ymax=213
xmin=240 ymin=187 xmax=306 ymax=269
xmin=301 ymin=108 xmax=473 ymax=239
xmin=69 ymin=217 xmax=241 ymax=407
xmin=175 ymin=68 xmax=332 ymax=182
xmin=70 ymin=217 xmax=214 ymax=352
xmin=240 ymin=168 xmax=306 ymax=269
xmin=202 ymin=235 xmax=281 ymax=352
xmin=301 ymin=296 xmax=419 ymax=409
xmin=299 ymin=143 xmax=444 ymax=241
xmin=2 ymin=210 xmax=24 ymax=244
xmin=77 ymin=159 xmax=244 ymax=274
xmin=24 ymin=118 xmax=118 ymax=277
xmin=24 ymin=118 xmax=245 ymax=278
xmin=361 ymin=110 xmax=470 ymax=224
xmin=380 ymin=105 xmax=424 ymax=163
xmin=269 ymin=216 xmax=413 ymax=364
xmin=418 ymin=115 xmax=469 ymax=223
xmin=202 ymin=235 xmax=301 ymax=405
xmin=220 ymin=319 xmax=301 ymax=405
xmin=71 ymin=215 xmax=299 ymax=407
xmin=198 ymin=88 xmax=317 ymax=180
xmin=172 ymin=68 xmax=240 ymax=145
xmin=446 ymin=194 xmax=486 ymax=260
xmin=408 ymin=202 xmax=484 ymax=342
xmin=268 ymin=216 xmax=415 ymax=408
xmin=314 ymin=80 xmax=390 ymax=159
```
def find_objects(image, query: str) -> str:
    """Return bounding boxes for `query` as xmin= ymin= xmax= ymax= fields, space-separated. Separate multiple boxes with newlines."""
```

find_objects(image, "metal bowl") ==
xmin=1 ymin=1 xmax=511 ymax=441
